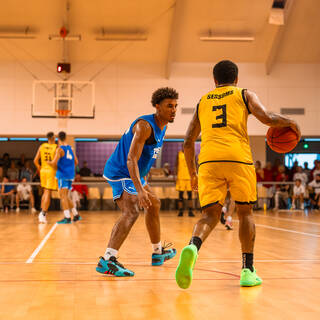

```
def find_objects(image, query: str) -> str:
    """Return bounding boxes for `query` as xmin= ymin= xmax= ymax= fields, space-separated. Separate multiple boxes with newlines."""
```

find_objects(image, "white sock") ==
xmin=104 ymin=248 xmax=118 ymax=260
xmin=222 ymin=206 xmax=227 ymax=214
xmin=152 ymin=242 xmax=162 ymax=254
xmin=227 ymin=216 xmax=232 ymax=223
xmin=40 ymin=210 xmax=46 ymax=216
xmin=64 ymin=210 xmax=71 ymax=218
xmin=71 ymin=207 xmax=78 ymax=216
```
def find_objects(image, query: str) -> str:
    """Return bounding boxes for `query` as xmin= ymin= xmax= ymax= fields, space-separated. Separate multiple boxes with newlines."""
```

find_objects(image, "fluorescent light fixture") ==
xmin=9 ymin=138 xmax=37 ymax=141
xmin=0 ymin=137 xmax=8 ymax=141
xmin=0 ymin=34 xmax=36 ymax=39
xmin=75 ymin=138 xmax=98 ymax=142
xmin=200 ymin=36 xmax=254 ymax=42
xmin=304 ymin=138 xmax=320 ymax=142
xmin=164 ymin=139 xmax=184 ymax=142
xmin=96 ymin=34 xmax=147 ymax=41
xmin=48 ymin=35 xmax=81 ymax=41
xmin=38 ymin=138 xmax=48 ymax=141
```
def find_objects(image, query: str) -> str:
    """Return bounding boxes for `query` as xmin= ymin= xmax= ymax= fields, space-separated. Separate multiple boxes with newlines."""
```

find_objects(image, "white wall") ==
xmin=0 ymin=61 xmax=319 ymax=137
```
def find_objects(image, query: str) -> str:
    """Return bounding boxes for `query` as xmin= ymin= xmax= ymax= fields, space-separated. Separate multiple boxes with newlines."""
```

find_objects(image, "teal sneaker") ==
xmin=240 ymin=267 xmax=262 ymax=287
xmin=175 ymin=244 xmax=198 ymax=289
xmin=152 ymin=243 xmax=177 ymax=266
xmin=73 ymin=215 xmax=82 ymax=222
xmin=96 ymin=256 xmax=134 ymax=277
xmin=57 ymin=217 xmax=72 ymax=224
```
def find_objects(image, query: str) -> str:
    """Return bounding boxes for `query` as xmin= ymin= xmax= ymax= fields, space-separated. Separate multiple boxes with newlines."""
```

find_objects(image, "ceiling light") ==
xmin=200 ymin=36 xmax=254 ymax=42
xmin=48 ymin=35 xmax=81 ymax=41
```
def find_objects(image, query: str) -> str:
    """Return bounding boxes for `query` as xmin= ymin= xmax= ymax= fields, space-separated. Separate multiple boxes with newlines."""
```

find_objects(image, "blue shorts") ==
xmin=103 ymin=176 xmax=147 ymax=201
xmin=58 ymin=179 xmax=73 ymax=190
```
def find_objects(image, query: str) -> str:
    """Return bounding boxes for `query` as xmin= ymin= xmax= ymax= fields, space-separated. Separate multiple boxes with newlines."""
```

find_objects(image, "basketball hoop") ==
xmin=56 ymin=109 xmax=71 ymax=118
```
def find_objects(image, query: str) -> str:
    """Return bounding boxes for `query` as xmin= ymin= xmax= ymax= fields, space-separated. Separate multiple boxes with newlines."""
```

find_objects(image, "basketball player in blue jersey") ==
xmin=49 ymin=131 xmax=81 ymax=224
xmin=96 ymin=87 xmax=178 ymax=277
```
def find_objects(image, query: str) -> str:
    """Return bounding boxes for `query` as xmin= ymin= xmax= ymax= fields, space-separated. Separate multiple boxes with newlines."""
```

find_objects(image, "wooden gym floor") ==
xmin=0 ymin=209 xmax=319 ymax=320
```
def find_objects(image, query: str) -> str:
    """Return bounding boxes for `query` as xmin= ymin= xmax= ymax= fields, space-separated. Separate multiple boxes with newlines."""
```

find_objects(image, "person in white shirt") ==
xmin=293 ymin=166 xmax=308 ymax=186
xmin=292 ymin=179 xmax=305 ymax=210
xmin=16 ymin=178 xmax=36 ymax=213
xmin=308 ymin=174 xmax=320 ymax=209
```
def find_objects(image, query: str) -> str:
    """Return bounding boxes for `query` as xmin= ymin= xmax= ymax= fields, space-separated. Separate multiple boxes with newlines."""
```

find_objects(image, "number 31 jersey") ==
xmin=197 ymin=85 xmax=253 ymax=165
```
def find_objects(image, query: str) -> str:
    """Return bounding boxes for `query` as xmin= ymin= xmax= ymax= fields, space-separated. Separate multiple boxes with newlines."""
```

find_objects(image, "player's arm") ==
xmin=245 ymin=90 xmax=301 ymax=140
xmin=33 ymin=147 xmax=41 ymax=173
xmin=71 ymin=147 xmax=79 ymax=167
xmin=184 ymin=108 xmax=201 ymax=191
xmin=48 ymin=148 xmax=64 ymax=168
xmin=127 ymin=120 xmax=153 ymax=209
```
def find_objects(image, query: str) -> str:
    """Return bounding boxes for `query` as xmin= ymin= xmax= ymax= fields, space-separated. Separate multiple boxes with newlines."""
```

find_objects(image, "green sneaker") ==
xmin=175 ymin=244 xmax=198 ymax=289
xmin=240 ymin=267 xmax=262 ymax=287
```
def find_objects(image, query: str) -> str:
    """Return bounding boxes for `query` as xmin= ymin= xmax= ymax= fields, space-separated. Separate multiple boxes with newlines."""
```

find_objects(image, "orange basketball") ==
xmin=266 ymin=127 xmax=299 ymax=153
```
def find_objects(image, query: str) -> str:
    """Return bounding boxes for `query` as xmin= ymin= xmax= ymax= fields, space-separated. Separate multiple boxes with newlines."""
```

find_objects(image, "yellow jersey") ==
xmin=197 ymin=85 xmax=253 ymax=165
xmin=40 ymin=143 xmax=57 ymax=170
xmin=177 ymin=150 xmax=191 ymax=180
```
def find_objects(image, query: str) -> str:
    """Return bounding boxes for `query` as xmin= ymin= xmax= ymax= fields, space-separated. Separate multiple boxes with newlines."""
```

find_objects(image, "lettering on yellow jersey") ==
xmin=207 ymin=90 xmax=233 ymax=100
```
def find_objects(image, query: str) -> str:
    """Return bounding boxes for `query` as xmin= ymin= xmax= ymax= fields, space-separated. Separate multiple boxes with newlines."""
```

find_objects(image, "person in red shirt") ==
xmin=71 ymin=174 xmax=88 ymax=210
xmin=274 ymin=165 xmax=289 ymax=210
xmin=263 ymin=162 xmax=274 ymax=208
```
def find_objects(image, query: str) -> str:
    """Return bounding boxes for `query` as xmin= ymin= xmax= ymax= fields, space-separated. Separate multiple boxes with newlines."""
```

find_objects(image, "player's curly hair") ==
xmin=151 ymin=87 xmax=178 ymax=107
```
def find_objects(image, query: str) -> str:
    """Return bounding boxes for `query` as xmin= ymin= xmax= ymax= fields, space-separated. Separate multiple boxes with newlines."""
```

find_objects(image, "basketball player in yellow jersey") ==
xmin=33 ymin=132 xmax=58 ymax=223
xmin=175 ymin=60 xmax=301 ymax=288
xmin=176 ymin=147 xmax=195 ymax=217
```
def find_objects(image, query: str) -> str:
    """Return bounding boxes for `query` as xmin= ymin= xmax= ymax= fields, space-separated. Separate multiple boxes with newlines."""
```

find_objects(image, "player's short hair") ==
xmin=151 ymin=87 xmax=178 ymax=107
xmin=58 ymin=131 xmax=66 ymax=141
xmin=213 ymin=60 xmax=238 ymax=84
xmin=46 ymin=132 xmax=54 ymax=140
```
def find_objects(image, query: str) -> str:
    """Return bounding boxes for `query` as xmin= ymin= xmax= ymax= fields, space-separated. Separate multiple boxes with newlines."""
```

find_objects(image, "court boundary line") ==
xmin=26 ymin=223 xmax=58 ymax=264
xmin=254 ymin=214 xmax=320 ymax=226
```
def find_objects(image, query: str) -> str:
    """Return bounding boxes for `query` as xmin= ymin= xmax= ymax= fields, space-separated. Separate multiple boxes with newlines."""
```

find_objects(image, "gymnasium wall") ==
xmin=0 ymin=61 xmax=319 ymax=137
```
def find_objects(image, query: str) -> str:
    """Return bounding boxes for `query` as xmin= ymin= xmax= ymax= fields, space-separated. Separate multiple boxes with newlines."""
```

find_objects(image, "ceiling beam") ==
xmin=165 ymin=0 xmax=182 ymax=79
xmin=265 ymin=0 xmax=295 ymax=75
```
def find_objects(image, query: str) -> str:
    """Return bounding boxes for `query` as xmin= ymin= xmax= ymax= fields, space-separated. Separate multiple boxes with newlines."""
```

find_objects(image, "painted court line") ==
xmin=26 ymin=223 xmax=58 ymax=264
xmin=254 ymin=223 xmax=320 ymax=238
xmin=254 ymin=214 xmax=320 ymax=226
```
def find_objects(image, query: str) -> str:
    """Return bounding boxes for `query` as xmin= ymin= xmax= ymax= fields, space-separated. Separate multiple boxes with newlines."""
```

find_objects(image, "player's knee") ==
xmin=150 ymin=197 xmax=161 ymax=211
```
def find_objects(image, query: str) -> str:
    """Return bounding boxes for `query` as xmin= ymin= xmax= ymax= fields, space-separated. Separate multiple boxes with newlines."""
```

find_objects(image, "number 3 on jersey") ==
xmin=212 ymin=104 xmax=227 ymax=128
xmin=66 ymin=150 xmax=73 ymax=160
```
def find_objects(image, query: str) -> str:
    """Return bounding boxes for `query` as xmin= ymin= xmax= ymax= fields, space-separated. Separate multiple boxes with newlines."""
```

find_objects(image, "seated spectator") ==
xmin=79 ymin=161 xmax=92 ymax=177
xmin=16 ymin=178 xmax=36 ymax=213
xmin=274 ymin=165 xmax=289 ymax=210
xmin=308 ymin=174 xmax=320 ymax=209
xmin=71 ymin=174 xmax=88 ymax=210
xmin=292 ymin=179 xmax=305 ymax=210
xmin=20 ymin=161 xmax=34 ymax=182
xmin=7 ymin=162 xmax=19 ymax=181
xmin=163 ymin=163 xmax=172 ymax=177
xmin=293 ymin=166 xmax=308 ymax=186
xmin=0 ymin=176 xmax=15 ymax=212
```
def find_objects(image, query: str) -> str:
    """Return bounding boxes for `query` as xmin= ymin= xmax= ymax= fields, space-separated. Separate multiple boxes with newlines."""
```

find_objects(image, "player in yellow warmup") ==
xmin=33 ymin=132 xmax=58 ymax=223
xmin=176 ymin=148 xmax=195 ymax=217
xmin=175 ymin=60 xmax=300 ymax=288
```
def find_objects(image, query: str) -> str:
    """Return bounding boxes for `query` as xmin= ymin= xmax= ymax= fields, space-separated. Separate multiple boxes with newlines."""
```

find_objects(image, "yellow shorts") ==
xmin=198 ymin=162 xmax=257 ymax=208
xmin=40 ymin=169 xmax=58 ymax=191
xmin=176 ymin=179 xmax=192 ymax=192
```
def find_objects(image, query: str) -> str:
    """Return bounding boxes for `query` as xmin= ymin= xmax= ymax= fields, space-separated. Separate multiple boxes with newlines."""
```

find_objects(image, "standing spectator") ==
xmin=272 ymin=158 xmax=281 ymax=180
xmin=79 ymin=161 xmax=92 ymax=177
xmin=310 ymin=160 xmax=319 ymax=181
xmin=20 ymin=161 xmax=34 ymax=182
xmin=71 ymin=174 xmax=88 ymax=210
xmin=255 ymin=161 xmax=264 ymax=209
xmin=308 ymin=174 xmax=320 ymax=209
xmin=303 ymin=162 xmax=311 ymax=178
xmin=274 ymin=165 xmax=289 ymax=210
xmin=0 ymin=176 xmax=15 ymax=212
xmin=0 ymin=166 xmax=3 ymax=180
xmin=7 ymin=162 xmax=19 ymax=181
xmin=16 ymin=178 xmax=36 ymax=213
xmin=17 ymin=153 xmax=26 ymax=168
xmin=292 ymin=179 xmax=305 ymax=210
xmin=263 ymin=162 xmax=274 ymax=208
xmin=1 ymin=153 xmax=11 ymax=176
xmin=293 ymin=166 xmax=308 ymax=186
xmin=255 ymin=161 xmax=264 ymax=182
xmin=311 ymin=161 xmax=320 ymax=180
xmin=289 ymin=160 xmax=299 ymax=181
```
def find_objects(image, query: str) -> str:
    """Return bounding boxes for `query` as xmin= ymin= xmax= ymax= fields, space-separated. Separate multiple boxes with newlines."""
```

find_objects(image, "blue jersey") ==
xmin=104 ymin=114 xmax=166 ymax=180
xmin=56 ymin=145 xmax=75 ymax=180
